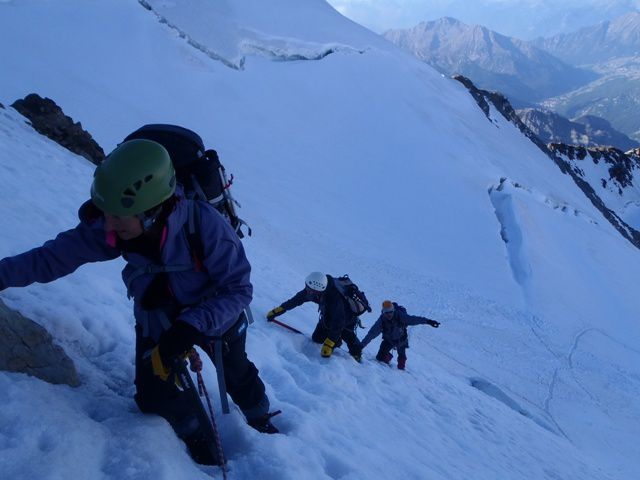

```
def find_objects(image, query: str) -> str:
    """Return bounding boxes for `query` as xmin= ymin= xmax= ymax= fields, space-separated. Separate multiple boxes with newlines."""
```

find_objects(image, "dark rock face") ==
xmin=0 ymin=299 xmax=80 ymax=387
xmin=453 ymin=75 xmax=538 ymax=140
xmin=11 ymin=94 xmax=104 ymax=165
xmin=454 ymin=75 xmax=640 ymax=250
xmin=549 ymin=144 xmax=640 ymax=192
xmin=517 ymin=109 xmax=639 ymax=152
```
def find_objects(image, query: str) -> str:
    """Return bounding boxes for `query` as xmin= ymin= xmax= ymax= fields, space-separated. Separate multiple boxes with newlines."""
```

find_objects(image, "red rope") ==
xmin=190 ymin=350 xmax=227 ymax=479
xmin=223 ymin=174 xmax=234 ymax=190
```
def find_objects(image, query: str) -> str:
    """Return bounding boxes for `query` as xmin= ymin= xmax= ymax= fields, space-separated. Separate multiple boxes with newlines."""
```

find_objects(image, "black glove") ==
xmin=147 ymin=321 xmax=201 ymax=382
xmin=428 ymin=319 xmax=440 ymax=328
xmin=158 ymin=320 xmax=202 ymax=365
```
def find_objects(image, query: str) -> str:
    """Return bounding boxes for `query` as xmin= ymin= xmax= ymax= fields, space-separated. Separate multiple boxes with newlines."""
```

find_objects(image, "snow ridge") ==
xmin=489 ymin=177 xmax=596 ymax=289
xmin=139 ymin=0 xmax=365 ymax=70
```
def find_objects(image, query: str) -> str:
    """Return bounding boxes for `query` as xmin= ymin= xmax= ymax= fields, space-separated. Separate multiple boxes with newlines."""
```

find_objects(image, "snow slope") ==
xmin=1 ymin=1 xmax=639 ymax=479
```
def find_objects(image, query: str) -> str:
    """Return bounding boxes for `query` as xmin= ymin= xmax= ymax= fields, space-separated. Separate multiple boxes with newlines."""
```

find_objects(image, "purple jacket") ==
xmin=361 ymin=304 xmax=432 ymax=349
xmin=0 ymin=197 xmax=252 ymax=340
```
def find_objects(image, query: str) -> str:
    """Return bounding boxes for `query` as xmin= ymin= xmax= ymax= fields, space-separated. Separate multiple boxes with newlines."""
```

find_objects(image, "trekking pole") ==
xmin=267 ymin=317 xmax=304 ymax=334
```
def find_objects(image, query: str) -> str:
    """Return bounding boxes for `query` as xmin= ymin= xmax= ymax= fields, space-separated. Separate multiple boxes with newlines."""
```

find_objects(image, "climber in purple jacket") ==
xmin=0 ymin=139 xmax=277 ymax=465
xmin=361 ymin=300 xmax=440 ymax=370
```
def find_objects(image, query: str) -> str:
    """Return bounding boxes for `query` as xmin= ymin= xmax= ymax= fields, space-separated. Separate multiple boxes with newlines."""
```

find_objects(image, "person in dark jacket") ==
xmin=361 ymin=300 xmax=440 ymax=370
xmin=266 ymin=272 xmax=363 ymax=361
xmin=0 ymin=139 xmax=277 ymax=465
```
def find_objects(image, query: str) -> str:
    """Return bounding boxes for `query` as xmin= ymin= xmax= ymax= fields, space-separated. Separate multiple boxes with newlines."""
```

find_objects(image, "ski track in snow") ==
xmin=549 ymin=327 xmax=640 ymax=412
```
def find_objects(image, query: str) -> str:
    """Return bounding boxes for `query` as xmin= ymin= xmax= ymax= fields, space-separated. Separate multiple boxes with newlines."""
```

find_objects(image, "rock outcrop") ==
xmin=0 ymin=299 xmax=80 ymax=387
xmin=11 ymin=93 xmax=104 ymax=165
xmin=516 ymin=109 xmax=639 ymax=152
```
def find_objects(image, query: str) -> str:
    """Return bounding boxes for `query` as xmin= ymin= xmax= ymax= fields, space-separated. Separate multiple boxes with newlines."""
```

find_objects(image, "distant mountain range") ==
xmin=540 ymin=70 xmax=640 ymax=143
xmin=383 ymin=17 xmax=596 ymax=104
xmin=384 ymin=12 xmax=640 ymax=144
xmin=530 ymin=11 xmax=640 ymax=65
xmin=331 ymin=0 xmax=640 ymax=40
xmin=517 ymin=109 xmax=639 ymax=151
xmin=532 ymin=12 xmax=640 ymax=142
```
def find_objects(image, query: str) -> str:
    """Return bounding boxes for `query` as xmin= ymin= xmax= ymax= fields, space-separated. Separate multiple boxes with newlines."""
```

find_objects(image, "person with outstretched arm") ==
xmin=0 ymin=139 xmax=278 ymax=466
xmin=266 ymin=272 xmax=364 ymax=362
xmin=361 ymin=300 xmax=440 ymax=370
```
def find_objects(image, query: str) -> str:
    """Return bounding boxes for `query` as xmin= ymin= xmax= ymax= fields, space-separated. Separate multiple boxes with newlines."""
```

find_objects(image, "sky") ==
xmin=326 ymin=0 xmax=640 ymax=39
xmin=1 ymin=0 xmax=639 ymax=479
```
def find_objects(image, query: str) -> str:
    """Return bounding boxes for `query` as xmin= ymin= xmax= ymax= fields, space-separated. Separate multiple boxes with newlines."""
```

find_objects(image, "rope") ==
xmin=189 ymin=350 xmax=227 ymax=479
xmin=197 ymin=372 xmax=227 ymax=480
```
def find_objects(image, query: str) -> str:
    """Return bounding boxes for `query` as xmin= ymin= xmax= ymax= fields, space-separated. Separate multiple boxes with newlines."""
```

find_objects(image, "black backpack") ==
xmin=123 ymin=124 xmax=251 ymax=238
xmin=334 ymin=275 xmax=372 ymax=316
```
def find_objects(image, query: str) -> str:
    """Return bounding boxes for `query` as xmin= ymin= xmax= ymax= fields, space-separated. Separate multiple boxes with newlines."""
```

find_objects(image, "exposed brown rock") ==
xmin=0 ymin=299 xmax=80 ymax=387
xmin=11 ymin=93 xmax=104 ymax=165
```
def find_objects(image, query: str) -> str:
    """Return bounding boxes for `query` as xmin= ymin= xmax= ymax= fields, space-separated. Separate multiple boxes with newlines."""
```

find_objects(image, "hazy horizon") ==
xmin=327 ymin=0 xmax=640 ymax=39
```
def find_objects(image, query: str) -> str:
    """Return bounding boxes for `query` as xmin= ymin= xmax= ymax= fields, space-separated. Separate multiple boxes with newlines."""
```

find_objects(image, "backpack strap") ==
xmin=185 ymin=199 xmax=206 ymax=271
xmin=125 ymin=263 xmax=194 ymax=299
xmin=212 ymin=338 xmax=230 ymax=414
xmin=138 ymin=309 xmax=173 ymax=340
xmin=188 ymin=173 xmax=214 ymax=205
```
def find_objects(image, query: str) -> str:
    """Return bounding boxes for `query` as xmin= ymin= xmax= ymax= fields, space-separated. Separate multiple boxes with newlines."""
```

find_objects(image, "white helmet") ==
xmin=305 ymin=272 xmax=328 ymax=292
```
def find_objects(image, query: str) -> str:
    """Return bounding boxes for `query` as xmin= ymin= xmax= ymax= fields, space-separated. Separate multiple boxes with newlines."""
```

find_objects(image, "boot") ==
xmin=184 ymin=428 xmax=222 ymax=466
xmin=397 ymin=355 xmax=407 ymax=370
xmin=376 ymin=351 xmax=393 ymax=364
xmin=349 ymin=344 xmax=363 ymax=363
xmin=247 ymin=410 xmax=281 ymax=434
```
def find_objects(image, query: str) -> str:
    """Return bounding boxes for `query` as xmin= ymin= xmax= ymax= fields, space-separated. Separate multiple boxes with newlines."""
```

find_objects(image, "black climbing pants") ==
xmin=311 ymin=320 xmax=362 ymax=356
xmin=133 ymin=314 xmax=267 ymax=439
xmin=375 ymin=339 xmax=407 ymax=363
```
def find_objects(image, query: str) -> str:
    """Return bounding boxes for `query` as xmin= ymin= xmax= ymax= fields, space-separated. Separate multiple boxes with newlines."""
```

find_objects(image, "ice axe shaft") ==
xmin=267 ymin=317 xmax=304 ymax=334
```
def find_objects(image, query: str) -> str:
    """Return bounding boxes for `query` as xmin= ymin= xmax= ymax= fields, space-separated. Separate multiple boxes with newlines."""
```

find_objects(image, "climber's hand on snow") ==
xmin=266 ymin=306 xmax=285 ymax=320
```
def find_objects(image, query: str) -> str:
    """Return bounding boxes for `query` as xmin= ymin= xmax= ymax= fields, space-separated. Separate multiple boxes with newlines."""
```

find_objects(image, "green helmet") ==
xmin=91 ymin=139 xmax=176 ymax=216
